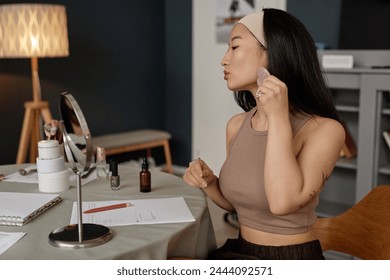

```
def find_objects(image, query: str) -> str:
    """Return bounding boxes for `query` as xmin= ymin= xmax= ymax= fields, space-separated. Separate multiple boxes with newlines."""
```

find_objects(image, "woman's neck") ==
xmin=251 ymin=108 xmax=268 ymax=131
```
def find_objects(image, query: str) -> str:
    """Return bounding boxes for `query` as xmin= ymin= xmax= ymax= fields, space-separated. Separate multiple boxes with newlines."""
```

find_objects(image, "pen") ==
xmin=84 ymin=202 xmax=132 ymax=214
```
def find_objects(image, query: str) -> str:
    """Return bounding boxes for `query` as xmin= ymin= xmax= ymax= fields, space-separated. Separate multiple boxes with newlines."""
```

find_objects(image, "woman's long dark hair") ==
xmin=234 ymin=8 xmax=340 ymax=121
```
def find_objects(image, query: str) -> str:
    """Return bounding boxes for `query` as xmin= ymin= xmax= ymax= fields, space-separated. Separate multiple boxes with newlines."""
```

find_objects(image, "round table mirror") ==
xmin=59 ymin=92 xmax=93 ymax=174
xmin=48 ymin=92 xmax=112 ymax=249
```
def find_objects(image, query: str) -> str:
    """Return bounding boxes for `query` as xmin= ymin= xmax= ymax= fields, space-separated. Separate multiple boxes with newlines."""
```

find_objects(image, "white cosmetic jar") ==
xmin=38 ymin=140 xmax=61 ymax=159
xmin=36 ymin=156 xmax=65 ymax=174
xmin=38 ymin=169 xmax=70 ymax=193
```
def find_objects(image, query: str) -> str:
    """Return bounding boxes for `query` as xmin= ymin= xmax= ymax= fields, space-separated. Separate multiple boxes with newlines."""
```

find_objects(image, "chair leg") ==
xmin=163 ymin=140 xmax=173 ymax=174
xmin=146 ymin=148 xmax=152 ymax=158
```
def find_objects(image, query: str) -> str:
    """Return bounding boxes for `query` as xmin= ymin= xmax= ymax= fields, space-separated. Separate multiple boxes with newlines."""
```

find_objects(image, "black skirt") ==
xmin=208 ymin=234 xmax=325 ymax=260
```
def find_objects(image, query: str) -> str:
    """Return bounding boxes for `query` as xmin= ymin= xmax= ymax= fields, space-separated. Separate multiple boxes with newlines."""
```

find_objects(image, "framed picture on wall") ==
xmin=215 ymin=0 xmax=287 ymax=43
xmin=216 ymin=0 xmax=256 ymax=43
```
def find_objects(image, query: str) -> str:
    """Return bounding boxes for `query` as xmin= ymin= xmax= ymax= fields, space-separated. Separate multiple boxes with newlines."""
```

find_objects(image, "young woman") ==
xmin=183 ymin=8 xmax=345 ymax=259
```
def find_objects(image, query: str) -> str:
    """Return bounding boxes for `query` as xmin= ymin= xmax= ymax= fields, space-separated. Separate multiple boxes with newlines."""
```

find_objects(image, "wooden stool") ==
xmin=93 ymin=129 xmax=173 ymax=174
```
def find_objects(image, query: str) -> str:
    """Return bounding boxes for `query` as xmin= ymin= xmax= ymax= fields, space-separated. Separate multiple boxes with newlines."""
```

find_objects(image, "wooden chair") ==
xmin=313 ymin=185 xmax=390 ymax=259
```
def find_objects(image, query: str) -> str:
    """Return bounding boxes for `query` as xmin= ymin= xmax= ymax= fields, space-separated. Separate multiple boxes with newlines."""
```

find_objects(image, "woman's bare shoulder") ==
xmin=227 ymin=112 xmax=247 ymax=132
xmin=304 ymin=116 xmax=345 ymax=143
xmin=225 ymin=112 xmax=248 ymax=150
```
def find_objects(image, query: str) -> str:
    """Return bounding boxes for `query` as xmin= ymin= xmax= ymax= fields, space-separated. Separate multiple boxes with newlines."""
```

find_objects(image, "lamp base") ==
xmin=48 ymin=223 xmax=112 ymax=249
xmin=16 ymin=100 xmax=52 ymax=164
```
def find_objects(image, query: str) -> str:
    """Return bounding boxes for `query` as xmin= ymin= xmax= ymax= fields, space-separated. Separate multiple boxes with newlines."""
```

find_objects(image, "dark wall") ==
xmin=288 ymin=0 xmax=390 ymax=50
xmin=0 ymin=0 xmax=192 ymax=166
xmin=287 ymin=0 xmax=342 ymax=49
xmin=165 ymin=0 xmax=192 ymax=167
xmin=339 ymin=0 xmax=390 ymax=49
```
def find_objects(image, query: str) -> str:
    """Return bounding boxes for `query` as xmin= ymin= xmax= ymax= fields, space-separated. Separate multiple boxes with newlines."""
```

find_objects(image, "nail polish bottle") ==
xmin=109 ymin=161 xmax=120 ymax=190
xmin=140 ymin=158 xmax=151 ymax=193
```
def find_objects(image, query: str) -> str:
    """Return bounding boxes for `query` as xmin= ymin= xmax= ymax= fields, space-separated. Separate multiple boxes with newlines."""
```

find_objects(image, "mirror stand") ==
xmin=48 ymin=171 xmax=112 ymax=249
xmin=48 ymin=92 xmax=112 ymax=249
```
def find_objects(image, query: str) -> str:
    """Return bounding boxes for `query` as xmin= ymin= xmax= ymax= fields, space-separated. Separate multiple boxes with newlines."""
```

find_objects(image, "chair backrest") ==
xmin=313 ymin=185 xmax=390 ymax=260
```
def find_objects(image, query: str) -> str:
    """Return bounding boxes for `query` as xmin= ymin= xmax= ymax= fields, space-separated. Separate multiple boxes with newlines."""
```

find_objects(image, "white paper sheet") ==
xmin=70 ymin=197 xmax=196 ymax=226
xmin=0 ymin=231 xmax=26 ymax=255
xmin=3 ymin=165 xmax=38 ymax=184
xmin=4 ymin=164 xmax=97 ymax=186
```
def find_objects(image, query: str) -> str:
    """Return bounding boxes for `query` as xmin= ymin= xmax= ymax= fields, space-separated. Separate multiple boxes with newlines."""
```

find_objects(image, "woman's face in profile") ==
xmin=221 ymin=23 xmax=267 ymax=94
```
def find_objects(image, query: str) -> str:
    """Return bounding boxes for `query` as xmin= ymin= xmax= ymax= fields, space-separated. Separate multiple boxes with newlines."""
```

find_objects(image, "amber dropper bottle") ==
xmin=140 ymin=158 xmax=151 ymax=192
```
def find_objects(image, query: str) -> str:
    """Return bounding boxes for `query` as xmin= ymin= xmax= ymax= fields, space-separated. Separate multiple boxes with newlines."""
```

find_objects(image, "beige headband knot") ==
xmin=236 ymin=11 xmax=266 ymax=48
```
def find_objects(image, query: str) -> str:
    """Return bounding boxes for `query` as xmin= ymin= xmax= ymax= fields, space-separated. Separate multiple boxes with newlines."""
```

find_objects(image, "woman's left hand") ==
xmin=256 ymin=75 xmax=289 ymax=119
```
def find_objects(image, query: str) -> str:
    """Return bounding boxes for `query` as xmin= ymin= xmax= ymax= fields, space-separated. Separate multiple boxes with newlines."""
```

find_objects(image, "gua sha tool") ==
xmin=257 ymin=67 xmax=270 ymax=86
xmin=256 ymin=67 xmax=270 ymax=98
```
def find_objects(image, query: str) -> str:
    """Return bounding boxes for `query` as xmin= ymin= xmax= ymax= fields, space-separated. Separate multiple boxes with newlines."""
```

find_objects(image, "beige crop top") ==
xmin=219 ymin=108 xmax=318 ymax=235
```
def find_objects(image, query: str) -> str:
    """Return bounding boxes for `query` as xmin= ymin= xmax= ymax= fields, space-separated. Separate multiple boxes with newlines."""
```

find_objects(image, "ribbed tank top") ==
xmin=219 ymin=108 xmax=318 ymax=235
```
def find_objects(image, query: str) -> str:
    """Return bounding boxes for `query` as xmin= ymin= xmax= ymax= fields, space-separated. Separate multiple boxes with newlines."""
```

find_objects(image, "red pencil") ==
xmin=84 ymin=202 xmax=132 ymax=214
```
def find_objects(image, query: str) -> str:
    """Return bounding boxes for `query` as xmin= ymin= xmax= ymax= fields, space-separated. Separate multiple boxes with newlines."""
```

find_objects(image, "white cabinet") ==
xmin=317 ymin=50 xmax=390 ymax=218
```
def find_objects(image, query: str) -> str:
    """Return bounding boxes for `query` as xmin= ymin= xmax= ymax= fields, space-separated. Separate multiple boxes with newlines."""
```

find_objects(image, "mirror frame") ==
xmin=59 ymin=92 xmax=93 ymax=174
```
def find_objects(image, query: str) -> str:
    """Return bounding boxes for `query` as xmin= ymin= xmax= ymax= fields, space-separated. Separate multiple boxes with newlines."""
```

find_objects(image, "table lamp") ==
xmin=0 ymin=4 xmax=69 ymax=163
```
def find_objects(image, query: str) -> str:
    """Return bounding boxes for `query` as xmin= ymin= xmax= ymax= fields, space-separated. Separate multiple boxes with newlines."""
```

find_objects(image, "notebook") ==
xmin=0 ymin=192 xmax=62 ymax=226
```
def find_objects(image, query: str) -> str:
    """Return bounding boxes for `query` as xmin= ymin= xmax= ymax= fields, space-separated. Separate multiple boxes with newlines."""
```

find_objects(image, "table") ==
xmin=0 ymin=164 xmax=216 ymax=259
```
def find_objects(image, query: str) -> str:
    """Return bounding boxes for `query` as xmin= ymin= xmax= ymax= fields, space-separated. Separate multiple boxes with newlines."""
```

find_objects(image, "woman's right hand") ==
xmin=183 ymin=158 xmax=215 ymax=189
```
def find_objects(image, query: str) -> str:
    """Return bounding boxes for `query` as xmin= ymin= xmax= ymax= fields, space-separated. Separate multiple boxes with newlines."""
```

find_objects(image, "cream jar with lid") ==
xmin=37 ymin=140 xmax=69 ymax=193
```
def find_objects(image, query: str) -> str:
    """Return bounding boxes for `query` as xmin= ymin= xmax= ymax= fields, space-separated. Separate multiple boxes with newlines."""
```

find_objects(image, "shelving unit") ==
xmin=317 ymin=50 xmax=390 ymax=219
xmin=377 ymin=91 xmax=390 ymax=183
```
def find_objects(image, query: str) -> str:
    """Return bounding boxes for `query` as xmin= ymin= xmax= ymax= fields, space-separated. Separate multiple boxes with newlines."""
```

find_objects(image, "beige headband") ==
xmin=237 ymin=11 xmax=266 ymax=48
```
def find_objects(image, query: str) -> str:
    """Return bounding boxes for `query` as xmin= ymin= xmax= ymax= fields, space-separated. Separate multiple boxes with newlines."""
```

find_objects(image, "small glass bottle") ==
xmin=96 ymin=146 xmax=107 ymax=179
xmin=140 ymin=158 xmax=151 ymax=193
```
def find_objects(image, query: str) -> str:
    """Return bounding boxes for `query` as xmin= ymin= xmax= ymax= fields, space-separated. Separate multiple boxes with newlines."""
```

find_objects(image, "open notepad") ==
xmin=0 ymin=192 xmax=62 ymax=226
